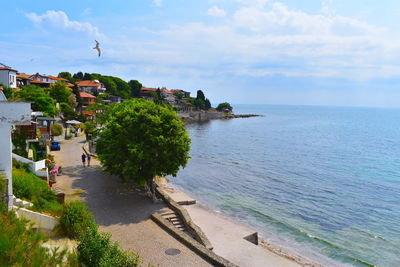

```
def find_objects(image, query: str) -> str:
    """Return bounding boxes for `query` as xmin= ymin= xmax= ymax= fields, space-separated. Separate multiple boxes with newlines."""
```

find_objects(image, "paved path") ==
xmin=52 ymin=136 xmax=211 ymax=267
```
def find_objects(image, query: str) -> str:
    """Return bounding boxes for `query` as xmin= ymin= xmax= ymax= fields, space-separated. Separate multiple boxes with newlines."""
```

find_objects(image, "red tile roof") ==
xmin=79 ymin=91 xmax=95 ymax=98
xmin=76 ymin=80 xmax=101 ymax=87
xmin=48 ymin=75 xmax=68 ymax=82
xmin=141 ymin=87 xmax=158 ymax=92
xmin=0 ymin=67 xmax=17 ymax=72
xmin=17 ymin=73 xmax=31 ymax=79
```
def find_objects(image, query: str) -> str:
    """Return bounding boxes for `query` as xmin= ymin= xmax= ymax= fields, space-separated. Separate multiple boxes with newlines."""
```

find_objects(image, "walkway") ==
xmin=52 ymin=136 xmax=211 ymax=267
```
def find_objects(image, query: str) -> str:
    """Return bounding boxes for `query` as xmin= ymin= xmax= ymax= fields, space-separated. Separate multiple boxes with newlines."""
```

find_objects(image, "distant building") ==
xmin=0 ymin=64 xmax=18 ymax=88
xmin=80 ymin=91 xmax=95 ymax=107
xmin=140 ymin=87 xmax=158 ymax=100
xmin=170 ymin=89 xmax=190 ymax=98
xmin=16 ymin=73 xmax=72 ymax=88
xmin=76 ymin=80 xmax=106 ymax=94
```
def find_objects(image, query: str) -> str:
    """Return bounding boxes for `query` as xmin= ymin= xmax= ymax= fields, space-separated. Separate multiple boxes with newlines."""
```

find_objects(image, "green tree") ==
xmin=49 ymin=82 xmax=72 ymax=104
xmin=128 ymin=80 xmax=142 ymax=98
xmin=73 ymin=72 xmax=84 ymax=80
xmin=194 ymin=98 xmax=205 ymax=110
xmin=216 ymin=102 xmax=233 ymax=112
xmin=99 ymin=76 xmax=117 ymax=95
xmin=51 ymin=123 xmax=63 ymax=136
xmin=72 ymin=84 xmax=83 ymax=109
xmin=173 ymin=91 xmax=183 ymax=100
xmin=17 ymin=85 xmax=56 ymax=116
xmin=96 ymin=99 xmax=191 ymax=193
xmin=196 ymin=90 xmax=205 ymax=102
xmin=83 ymin=73 xmax=92 ymax=80
xmin=60 ymin=103 xmax=78 ymax=121
xmin=58 ymin=72 xmax=72 ymax=81
xmin=204 ymin=98 xmax=211 ymax=110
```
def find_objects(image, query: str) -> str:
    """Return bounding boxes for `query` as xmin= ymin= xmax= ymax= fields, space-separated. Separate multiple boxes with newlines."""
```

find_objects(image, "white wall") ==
xmin=0 ymin=102 xmax=31 ymax=208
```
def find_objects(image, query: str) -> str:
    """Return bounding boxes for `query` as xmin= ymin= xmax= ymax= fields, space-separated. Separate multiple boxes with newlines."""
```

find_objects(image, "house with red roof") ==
xmin=76 ymin=80 xmax=106 ymax=94
xmin=0 ymin=63 xmax=18 ymax=88
xmin=80 ymin=91 xmax=95 ymax=107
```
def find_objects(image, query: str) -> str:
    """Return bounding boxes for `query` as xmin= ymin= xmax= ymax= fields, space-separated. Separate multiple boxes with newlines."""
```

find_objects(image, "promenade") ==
xmin=52 ymin=136 xmax=211 ymax=267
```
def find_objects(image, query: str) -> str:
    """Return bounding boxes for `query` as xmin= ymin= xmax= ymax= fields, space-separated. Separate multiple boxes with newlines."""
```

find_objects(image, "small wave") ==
xmin=249 ymin=208 xmax=375 ymax=267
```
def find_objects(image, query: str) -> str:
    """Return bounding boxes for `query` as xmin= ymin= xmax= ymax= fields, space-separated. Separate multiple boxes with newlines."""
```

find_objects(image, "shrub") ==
xmin=59 ymin=201 xmax=95 ymax=239
xmin=0 ymin=208 xmax=78 ymax=266
xmin=78 ymin=224 xmax=140 ymax=267
xmin=51 ymin=123 xmax=63 ymax=136
xmin=12 ymin=168 xmax=63 ymax=216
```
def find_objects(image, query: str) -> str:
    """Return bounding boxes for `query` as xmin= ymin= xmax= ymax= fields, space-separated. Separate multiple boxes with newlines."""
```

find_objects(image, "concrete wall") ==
xmin=0 ymin=101 xmax=32 ymax=208
xmin=13 ymin=207 xmax=58 ymax=231
xmin=12 ymin=153 xmax=46 ymax=171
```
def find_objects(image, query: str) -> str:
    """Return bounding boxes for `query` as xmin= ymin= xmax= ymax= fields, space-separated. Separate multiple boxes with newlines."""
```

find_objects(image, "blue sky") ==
xmin=1 ymin=0 xmax=400 ymax=107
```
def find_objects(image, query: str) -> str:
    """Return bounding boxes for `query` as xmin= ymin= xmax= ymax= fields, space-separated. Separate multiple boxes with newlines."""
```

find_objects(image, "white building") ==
xmin=0 ymin=64 xmax=17 ymax=88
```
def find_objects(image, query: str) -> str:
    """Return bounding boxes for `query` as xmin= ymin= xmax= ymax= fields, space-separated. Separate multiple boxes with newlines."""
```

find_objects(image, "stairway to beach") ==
xmin=160 ymin=208 xmax=188 ymax=233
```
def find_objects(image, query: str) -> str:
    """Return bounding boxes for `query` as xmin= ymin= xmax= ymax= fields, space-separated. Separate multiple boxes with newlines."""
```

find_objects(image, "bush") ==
xmin=0 ymin=208 xmax=78 ymax=266
xmin=78 ymin=224 xmax=140 ymax=267
xmin=59 ymin=201 xmax=95 ymax=239
xmin=51 ymin=123 xmax=63 ymax=136
xmin=12 ymin=168 xmax=63 ymax=216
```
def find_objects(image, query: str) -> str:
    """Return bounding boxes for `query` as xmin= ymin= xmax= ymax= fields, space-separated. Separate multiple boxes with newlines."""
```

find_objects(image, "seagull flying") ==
xmin=93 ymin=40 xmax=101 ymax=57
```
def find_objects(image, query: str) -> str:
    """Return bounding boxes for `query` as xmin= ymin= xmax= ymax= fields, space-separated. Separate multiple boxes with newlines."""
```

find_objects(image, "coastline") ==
xmin=178 ymin=110 xmax=261 ymax=123
xmin=160 ymin=181 xmax=334 ymax=267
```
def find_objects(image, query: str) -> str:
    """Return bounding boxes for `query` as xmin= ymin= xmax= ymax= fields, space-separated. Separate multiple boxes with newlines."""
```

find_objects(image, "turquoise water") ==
xmin=172 ymin=105 xmax=400 ymax=267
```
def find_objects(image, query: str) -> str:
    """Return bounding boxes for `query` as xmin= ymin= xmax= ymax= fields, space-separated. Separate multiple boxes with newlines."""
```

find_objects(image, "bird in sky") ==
xmin=93 ymin=40 xmax=101 ymax=57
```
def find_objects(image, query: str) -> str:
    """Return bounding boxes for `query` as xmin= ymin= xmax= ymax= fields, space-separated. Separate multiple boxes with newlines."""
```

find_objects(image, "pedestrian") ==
xmin=87 ymin=154 xmax=91 ymax=166
xmin=81 ymin=153 xmax=86 ymax=167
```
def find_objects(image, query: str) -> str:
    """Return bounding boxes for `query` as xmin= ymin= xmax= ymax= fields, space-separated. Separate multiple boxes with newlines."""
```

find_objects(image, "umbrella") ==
xmin=66 ymin=120 xmax=82 ymax=125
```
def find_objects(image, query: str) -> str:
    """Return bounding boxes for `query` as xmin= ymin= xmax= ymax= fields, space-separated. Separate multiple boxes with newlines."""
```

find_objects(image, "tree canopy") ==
xmin=96 ymin=99 xmax=191 ymax=188
xmin=58 ymin=72 xmax=72 ymax=81
xmin=128 ymin=80 xmax=142 ymax=98
xmin=216 ymin=102 xmax=233 ymax=112
xmin=49 ymin=82 xmax=72 ymax=104
xmin=16 ymin=85 xmax=56 ymax=116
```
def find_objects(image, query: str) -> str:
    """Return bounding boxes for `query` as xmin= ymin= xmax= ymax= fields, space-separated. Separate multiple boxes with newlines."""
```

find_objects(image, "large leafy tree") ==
xmin=16 ymin=85 xmax=56 ymax=116
xmin=73 ymin=72 xmax=84 ymax=80
xmin=128 ymin=80 xmax=142 ymax=98
xmin=216 ymin=102 xmax=233 ymax=112
xmin=96 ymin=99 xmax=191 ymax=192
xmin=49 ymin=82 xmax=72 ymax=104
xmin=58 ymin=72 xmax=72 ymax=81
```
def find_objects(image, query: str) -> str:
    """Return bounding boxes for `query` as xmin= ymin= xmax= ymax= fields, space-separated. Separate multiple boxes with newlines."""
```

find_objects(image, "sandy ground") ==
xmin=52 ymin=136 xmax=211 ymax=267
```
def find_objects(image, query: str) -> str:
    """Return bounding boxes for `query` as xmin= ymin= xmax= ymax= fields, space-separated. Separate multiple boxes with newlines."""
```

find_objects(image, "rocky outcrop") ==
xmin=178 ymin=111 xmax=262 ymax=123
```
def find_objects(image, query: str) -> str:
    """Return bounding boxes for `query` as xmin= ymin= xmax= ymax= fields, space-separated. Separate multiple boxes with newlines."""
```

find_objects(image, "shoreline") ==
xmin=160 ymin=181 xmax=337 ymax=267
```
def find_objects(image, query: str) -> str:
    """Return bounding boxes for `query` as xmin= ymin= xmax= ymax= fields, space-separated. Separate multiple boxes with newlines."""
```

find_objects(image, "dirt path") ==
xmin=52 ymin=136 xmax=211 ymax=267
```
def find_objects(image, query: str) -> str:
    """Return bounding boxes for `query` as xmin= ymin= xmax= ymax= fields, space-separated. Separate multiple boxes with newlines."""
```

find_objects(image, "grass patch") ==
xmin=0 ymin=206 xmax=78 ymax=266
xmin=12 ymin=168 xmax=63 ymax=217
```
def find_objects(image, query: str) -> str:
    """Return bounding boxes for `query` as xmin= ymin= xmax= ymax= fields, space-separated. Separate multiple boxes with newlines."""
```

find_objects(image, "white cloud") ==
xmin=233 ymin=2 xmax=382 ymax=35
xmin=25 ymin=10 xmax=101 ymax=37
xmin=153 ymin=0 xmax=163 ymax=7
xmin=208 ymin=6 xmax=227 ymax=17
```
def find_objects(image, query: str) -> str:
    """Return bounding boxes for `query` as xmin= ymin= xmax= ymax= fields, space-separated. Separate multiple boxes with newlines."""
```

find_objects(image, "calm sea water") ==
xmin=172 ymin=105 xmax=400 ymax=267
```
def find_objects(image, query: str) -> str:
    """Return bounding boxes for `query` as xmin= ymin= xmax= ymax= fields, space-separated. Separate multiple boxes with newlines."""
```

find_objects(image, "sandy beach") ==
xmin=161 ymin=182 xmax=329 ymax=267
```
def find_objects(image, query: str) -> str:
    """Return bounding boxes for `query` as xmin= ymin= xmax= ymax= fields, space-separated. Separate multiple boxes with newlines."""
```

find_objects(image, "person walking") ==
xmin=81 ymin=153 xmax=86 ymax=167
xmin=87 ymin=154 xmax=91 ymax=166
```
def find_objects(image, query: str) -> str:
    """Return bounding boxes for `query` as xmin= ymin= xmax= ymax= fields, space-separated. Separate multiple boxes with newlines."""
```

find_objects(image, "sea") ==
xmin=171 ymin=105 xmax=400 ymax=267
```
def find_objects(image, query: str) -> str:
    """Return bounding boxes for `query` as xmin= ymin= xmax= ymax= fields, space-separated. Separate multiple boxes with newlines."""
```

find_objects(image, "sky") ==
xmin=1 ymin=0 xmax=400 ymax=107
